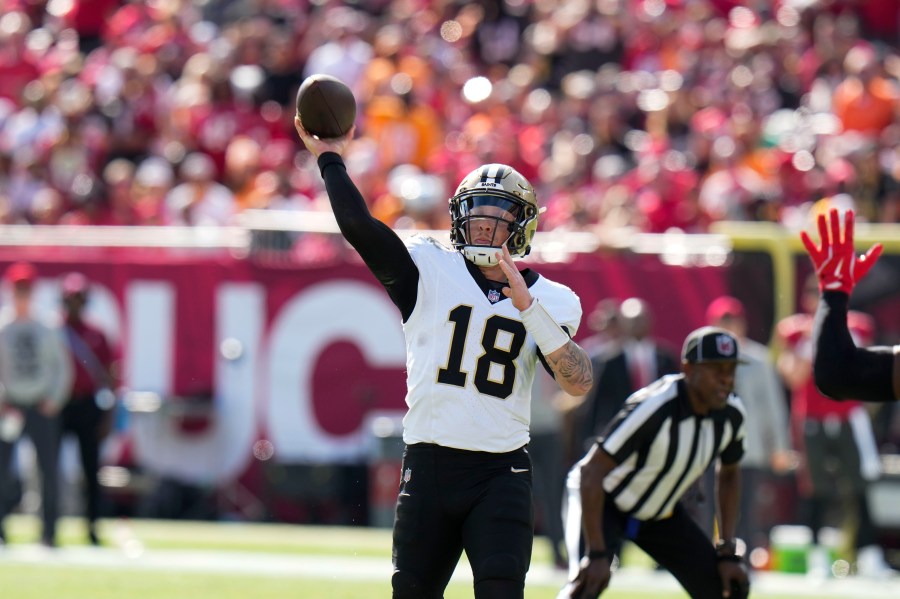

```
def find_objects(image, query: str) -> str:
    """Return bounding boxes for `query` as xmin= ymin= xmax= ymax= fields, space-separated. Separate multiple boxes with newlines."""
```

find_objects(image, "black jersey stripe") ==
xmin=651 ymin=416 xmax=702 ymax=520
xmin=606 ymin=439 xmax=653 ymax=502
xmin=628 ymin=407 xmax=682 ymax=516
xmin=604 ymin=392 xmax=676 ymax=505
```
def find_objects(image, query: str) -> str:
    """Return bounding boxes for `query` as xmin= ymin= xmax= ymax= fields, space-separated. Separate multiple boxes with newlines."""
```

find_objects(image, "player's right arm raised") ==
xmin=295 ymin=118 xmax=419 ymax=320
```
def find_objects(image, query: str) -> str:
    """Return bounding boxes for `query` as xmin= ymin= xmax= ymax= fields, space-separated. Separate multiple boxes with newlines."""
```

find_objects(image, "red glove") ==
xmin=800 ymin=208 xmax=883 ymax=295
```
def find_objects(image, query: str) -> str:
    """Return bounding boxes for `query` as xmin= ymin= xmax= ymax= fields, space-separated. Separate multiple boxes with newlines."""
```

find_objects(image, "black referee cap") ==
xmin=682 ymin=326 xmax=745 ymax=364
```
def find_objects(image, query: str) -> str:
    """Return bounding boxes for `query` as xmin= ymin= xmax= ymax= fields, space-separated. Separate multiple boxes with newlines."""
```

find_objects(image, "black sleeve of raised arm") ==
xmin=813 ymin=291 xmax=896 ymax=402
xmin=318 ymin=152 xmax=418 ymax=321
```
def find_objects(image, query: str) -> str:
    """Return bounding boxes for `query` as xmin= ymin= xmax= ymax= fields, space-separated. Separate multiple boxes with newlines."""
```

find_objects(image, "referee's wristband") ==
xmin=587 ymin=550 xmax=610 ymax=560
xmin=519 ymin=298 xmax=570 ymax=355
xmin=715 ymin=539 xmax=742 ymax=563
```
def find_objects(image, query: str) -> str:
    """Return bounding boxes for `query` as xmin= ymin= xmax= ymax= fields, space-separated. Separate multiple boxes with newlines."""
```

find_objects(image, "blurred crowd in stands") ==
xmin=0 ymin=0 xmax=899 ymax=234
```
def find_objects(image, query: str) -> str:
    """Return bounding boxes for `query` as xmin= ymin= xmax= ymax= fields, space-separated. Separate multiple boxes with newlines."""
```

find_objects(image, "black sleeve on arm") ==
xmin=318 ymin=153 xmax=419 ymax=321
xmin=813 ymin=291 xmax=896 ymax=402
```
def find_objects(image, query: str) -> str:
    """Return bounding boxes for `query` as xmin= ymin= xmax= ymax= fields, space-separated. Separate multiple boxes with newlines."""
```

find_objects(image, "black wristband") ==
xmin=715 ymin=539 xmax=737 ymax=555
xmin=715 ymin=539 xmax=743 ymax=564
xmin=587 ymin=550 xmax=610 ymax=560
xmin=716 ymin=554 xmax=743 ymax=564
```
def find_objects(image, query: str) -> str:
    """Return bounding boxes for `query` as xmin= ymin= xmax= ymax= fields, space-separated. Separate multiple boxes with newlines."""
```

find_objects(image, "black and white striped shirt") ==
xmin=598 ymin=374 xmax=746 ymax=521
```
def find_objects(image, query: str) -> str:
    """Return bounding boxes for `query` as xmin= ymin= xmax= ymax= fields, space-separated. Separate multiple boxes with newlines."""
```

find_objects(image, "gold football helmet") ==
xmin=448 ymin=164 xmax=539 ymax=266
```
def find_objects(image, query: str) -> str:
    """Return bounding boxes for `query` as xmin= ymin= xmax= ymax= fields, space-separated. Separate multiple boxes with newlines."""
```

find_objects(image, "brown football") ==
xmin=295 ymin=74 xmax=357 ymax=139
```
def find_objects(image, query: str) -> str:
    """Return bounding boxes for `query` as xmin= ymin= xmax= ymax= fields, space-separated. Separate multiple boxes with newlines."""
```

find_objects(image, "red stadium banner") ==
xmin=0 ymin=247 xmax=729 ymax=483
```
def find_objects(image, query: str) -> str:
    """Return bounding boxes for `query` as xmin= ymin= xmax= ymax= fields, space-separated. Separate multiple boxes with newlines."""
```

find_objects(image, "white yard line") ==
xmin=1 ymin=544 xmax=899 ymax=597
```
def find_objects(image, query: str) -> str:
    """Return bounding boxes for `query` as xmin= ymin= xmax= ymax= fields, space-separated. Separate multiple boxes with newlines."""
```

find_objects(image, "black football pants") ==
xmin=607 ymin=501 xmax=748 ymax=599
xmin=391 ymin=443 xmax=534 ymax=599
xmin=61 ymin=396 xmax=107 ymax=526
xmin=564 ymin=483 xmax=749 ymax=599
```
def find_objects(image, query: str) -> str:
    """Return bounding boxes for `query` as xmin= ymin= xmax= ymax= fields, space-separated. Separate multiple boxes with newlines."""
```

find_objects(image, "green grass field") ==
xmin=0 ymin=515 xmax=640 ymax=598
xmin=0 ymin=515 xmax=882 ymax=598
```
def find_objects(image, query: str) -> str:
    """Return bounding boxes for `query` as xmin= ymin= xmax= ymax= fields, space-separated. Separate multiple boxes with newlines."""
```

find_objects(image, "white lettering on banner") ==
xmin=266 ymin=280 xmax=406 ymax=463
xmin=126 ymin=282 xmax=175 ymax=395
xmin=128 ymin=281 xmax=176 ymax=474
xmin=130 ymin=283 xmax=264 ymax=483
xmin=28 ymin=274 xmax=405 ymax=477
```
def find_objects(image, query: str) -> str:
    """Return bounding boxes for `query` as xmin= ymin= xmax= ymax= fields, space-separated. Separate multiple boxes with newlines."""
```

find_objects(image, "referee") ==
xmin=559 ymin=326 xmax=750 ymax=599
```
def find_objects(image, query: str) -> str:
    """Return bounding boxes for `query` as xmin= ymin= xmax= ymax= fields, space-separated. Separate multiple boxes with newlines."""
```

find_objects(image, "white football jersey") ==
xmin=401 ymin=236 xmax=582 ymax=452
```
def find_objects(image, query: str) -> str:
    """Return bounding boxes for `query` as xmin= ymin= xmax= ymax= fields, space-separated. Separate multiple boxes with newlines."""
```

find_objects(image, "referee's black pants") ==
xmin=391 ymin=443 xmax=534 ymax=599
xmin=603 ymin=501 xmax=747 ymax=599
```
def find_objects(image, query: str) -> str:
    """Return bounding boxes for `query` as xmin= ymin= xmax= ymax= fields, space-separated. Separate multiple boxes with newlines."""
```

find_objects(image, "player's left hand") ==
xmin=497 ymin=243 xmax=533 ymax=312
xmin=800 ymin=208 xmax=883 ymax=295
xmin=717 ymin=559 xmax=750 ymax=599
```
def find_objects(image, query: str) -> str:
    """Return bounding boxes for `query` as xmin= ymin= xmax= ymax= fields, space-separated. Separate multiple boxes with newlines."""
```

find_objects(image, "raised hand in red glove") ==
xmin=800 ymin=208 xmax=883 ymax=295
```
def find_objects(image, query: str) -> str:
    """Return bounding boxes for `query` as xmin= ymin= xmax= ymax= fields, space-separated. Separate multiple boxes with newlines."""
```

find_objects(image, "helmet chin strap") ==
xmin=461 ymin=245 xmax=502 ymax=266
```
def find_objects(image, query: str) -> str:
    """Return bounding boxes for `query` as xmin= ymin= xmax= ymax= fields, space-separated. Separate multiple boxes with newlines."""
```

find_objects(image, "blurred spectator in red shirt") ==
xmin=58 ymin=272 xmax=116 ymax=546
xmin=0 ymin=11 xmax=40 ymax=108
xmin=59 ymin=0 xmax=123 ymax=55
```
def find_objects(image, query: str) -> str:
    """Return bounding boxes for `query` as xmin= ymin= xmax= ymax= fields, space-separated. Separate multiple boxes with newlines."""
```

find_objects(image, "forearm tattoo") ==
xmin=548 ymin=340 xmax=593 ymax=390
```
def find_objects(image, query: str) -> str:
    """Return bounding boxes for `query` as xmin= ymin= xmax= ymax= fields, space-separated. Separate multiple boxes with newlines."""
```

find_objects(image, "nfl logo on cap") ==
xmin=716 ymin=334 xmax=735 ymax=357
xmin=682 ymin=326 xmax=744 ymax=363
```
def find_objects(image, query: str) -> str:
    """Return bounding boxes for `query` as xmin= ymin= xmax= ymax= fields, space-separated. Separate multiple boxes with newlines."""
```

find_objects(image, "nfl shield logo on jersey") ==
xmin=716 ymin=334 xmax=735 ymax=356
xmin=487 ymin=289 xmax=501 ymax=303
xmin=403 ymin=468 xmax=412 ymax=483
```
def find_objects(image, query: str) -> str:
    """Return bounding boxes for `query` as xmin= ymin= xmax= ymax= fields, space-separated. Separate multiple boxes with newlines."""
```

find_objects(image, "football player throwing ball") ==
xmin=295 ymin=117 xmax=593 ymax=599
